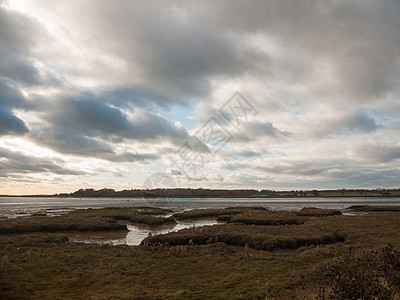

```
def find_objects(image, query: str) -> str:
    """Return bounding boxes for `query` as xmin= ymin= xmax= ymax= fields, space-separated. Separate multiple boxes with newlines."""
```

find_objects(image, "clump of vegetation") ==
xmin=217 ymin=210 xmax=306 ymax=225
xmin=323 ymin=244 xmax=400 ymax=299
xmin=0 ymin=214 xmax=126 ymax=234
xmin=0 ymin=207 xmax=176 ymax=234
xmin=142 ymin=222 xmax=345 ymax=250
xmin=172 ymin=207 xmax=257 ymax=220
xmin=77 ymin=208 xmax=177 ymax=226
xmin=66 ymin=207 xmax=177 ymax=226
xmin=296 ymin=207 xmax=342 ymax=217
xmin=107 ymin=214 xmax=176 ymax=226
xmin=347 ymin=205 xmax=400 ymax=212
xmin=134 ymin=207 xmax=174 ymax=215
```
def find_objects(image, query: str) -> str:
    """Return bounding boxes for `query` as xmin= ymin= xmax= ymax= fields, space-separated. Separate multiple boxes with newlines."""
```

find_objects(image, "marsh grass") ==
xmin=1 ymin=207 xmax=400 ymax=299
xmin=348 ymin=205 xmax=400 ymax=212
xmin=322 ymin=244 xmax=400 ymax=299
xmin=141 ymin=222 xmax=344 ymax=250
xmin=0 ymin=207 xmax=175 ymax=234
xmin=296 ymin=207 xmax=342 ymax=217
xmin=172 ymin=207 xmax=260 ymax=220
xmin=0 ymin=214 xmax=126 ymax=234
xmin=217 ymin=210 xmax=306 ymax=225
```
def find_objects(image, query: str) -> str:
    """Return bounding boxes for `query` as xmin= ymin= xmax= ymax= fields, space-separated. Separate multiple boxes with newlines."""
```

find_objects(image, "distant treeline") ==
xmin=46 ymin=188 xmax=400 ymax=198
xmin=2 ymin=188 xmax=399 ymax=198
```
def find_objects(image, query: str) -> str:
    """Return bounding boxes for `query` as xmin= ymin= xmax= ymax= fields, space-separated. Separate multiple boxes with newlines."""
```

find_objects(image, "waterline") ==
xmin=68 ymin=219 xmax=220 ymax=246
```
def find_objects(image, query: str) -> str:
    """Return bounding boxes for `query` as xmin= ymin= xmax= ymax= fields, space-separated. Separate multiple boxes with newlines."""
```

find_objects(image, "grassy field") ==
xmin=1 ymin=206 xmax=400 ymax=299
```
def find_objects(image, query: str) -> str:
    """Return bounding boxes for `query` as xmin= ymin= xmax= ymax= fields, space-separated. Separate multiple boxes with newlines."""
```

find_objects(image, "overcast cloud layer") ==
xmin=0 ymin=0 xmax=399 ymax=194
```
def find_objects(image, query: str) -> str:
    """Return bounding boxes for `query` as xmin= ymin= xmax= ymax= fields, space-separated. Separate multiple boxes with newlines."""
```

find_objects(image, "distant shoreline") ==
xmin=1 ymin=187 xmax=399 ymax=198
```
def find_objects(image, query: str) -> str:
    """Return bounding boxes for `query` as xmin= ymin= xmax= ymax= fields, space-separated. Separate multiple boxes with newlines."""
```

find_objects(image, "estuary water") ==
xmin=1 ymin=196 xmax=400 ymax=218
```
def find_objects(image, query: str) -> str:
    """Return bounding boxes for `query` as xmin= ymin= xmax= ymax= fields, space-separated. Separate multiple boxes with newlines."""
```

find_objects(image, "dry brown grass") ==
xmin=172 ymin=207 xmax=265 ymax=220
xmin=295 ymin=207 xmax=342 ymax=216
xmin=218 ymin=210 xmax=306 ymax=225
xmin=1 ymin=207 xmax=400 ymax=299
xmin=0 ymin=207 xmax=175 ymax=234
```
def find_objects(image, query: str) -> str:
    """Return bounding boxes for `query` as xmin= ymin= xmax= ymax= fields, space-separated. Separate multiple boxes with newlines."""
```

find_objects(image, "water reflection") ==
xmin=69 ymin=219 xmax=220 ymax=246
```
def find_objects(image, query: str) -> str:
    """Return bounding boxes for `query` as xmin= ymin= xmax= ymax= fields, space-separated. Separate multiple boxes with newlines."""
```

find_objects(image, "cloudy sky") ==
xmin=0 ymin=0 xmax=399 ymax=194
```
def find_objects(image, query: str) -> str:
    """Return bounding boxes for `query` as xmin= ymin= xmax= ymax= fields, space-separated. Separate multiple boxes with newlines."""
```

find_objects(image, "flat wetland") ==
xmin=1 ymin=205 xmax=400 ymax=299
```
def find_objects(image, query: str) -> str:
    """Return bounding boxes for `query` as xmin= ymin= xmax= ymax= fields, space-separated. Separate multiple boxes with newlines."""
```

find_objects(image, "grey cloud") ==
xmin=224 ymin=155 xmax=400 ymax=189
xmin=255 ymin=161 xmax=329 ymax=177
xmin=0 ymin=106 xmax=28 ymax=135
xmin=167 ymin=169 xmax=183 ymax=175
xmin=3 ymin=0 xmax=400 ymax=105
xmin=199 ymin=0 xmax=400 ymax=101
xmin=30 ymin=124 xmax=158 ymax=163
xmin=23 ymin=87 xmax=191 ymax=162
xmin=0 ymin=147 xmax=86 ymax=176
xmin=354 ymin=145 xmax=400 ymax=163
xmin=0 ymin=78 xmax=25 ymax=107
xmin=27 ymin=0 xmax=270 ymax=105
xmin=232 ymin=149 xmax=263 ymax=158
xmin=311 ymin=112 xmax=378 ymax=138
xmin=0 ymin=6 xmax=43 ymax=84
xmin=106 ymin=5 xmax=268 ymax=102
xmin=31 ymin=124 xmax=116 ymax=156
xmin=232 ymin=121 xmax=285 ymax=142
xmin=54 ymin=98 xmax=132 ymax=135
xmin=0 ymin=79 xmax=28 ymax=135
xmin=41 ymin=95 xmax=190 ymax=143
xmin=217 ymin=162 xmax=244 ymax=171
xmin=344 ymin=113 xmax=378 ymax=133
xmin=326 ymin=168 xmax=400 ymax=189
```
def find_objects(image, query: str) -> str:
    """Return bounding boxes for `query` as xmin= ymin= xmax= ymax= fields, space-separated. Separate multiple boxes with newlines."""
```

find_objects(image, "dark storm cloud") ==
xmin=0 ymin=147 xmax=86 ymax=176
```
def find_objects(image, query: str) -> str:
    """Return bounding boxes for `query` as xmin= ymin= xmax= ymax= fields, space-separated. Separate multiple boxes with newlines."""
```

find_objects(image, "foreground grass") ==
xmin=1 ymin=206 xmax=400 ymax=299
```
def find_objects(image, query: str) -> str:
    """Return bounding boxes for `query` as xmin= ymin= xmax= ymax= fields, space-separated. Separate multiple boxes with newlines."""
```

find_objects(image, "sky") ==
xmin=0 ymin=0 xmax=400 ymax=195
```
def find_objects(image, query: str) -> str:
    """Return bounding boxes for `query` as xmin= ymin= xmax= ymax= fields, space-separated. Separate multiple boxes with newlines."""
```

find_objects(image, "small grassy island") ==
xmin=1 ymin=206 xmax=400 ymax=299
